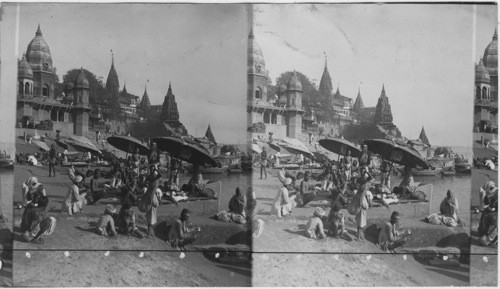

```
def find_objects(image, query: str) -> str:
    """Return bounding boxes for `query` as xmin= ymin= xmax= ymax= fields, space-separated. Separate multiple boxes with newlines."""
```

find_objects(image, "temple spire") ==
xmin=36 ymin=24 xmax=42 ymax=36
xmin=494 ymin=28 xmax=498 ymax=40
xmin=419 ymin=126 xmax=430 ymax=146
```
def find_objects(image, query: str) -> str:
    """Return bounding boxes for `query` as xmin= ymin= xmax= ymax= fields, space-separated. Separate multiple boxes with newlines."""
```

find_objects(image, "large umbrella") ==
xmin=251 ymin=143 xmax=262 ymax=154
xmin=32 ymin=140 xmax=50 ymax=152
xmin=66 ymin=140 xmax=102 ymax=155
xmin=363 ymin=139 xmax=430 ymax=169
xmin=319 ymin=138 xmax=362 ymax=158
xmin=312 ymin=151 xmax=330 ymax=163
xmin=107 ymin=135 xmax=150 ymax=155
xmin=153 ymin=136 xmax=218 ymax=167
xmin=280 ymin=143 xmax=313 ymax=157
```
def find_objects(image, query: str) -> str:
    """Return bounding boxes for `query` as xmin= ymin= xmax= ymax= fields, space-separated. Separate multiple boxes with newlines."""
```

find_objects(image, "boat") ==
xmin=441 ymin=167 xmax=456 ymax=176
xmin=454 ymin=158 xmax=471 ymax=173
xmin=199 ymin=166 xmax=227 ymax=174
xmin=274 ymin=163 xmax=301 ymax=170
xmin=455 ymin=163 xmax=471 ymax=173
xmin=411 ymin=167 xmax=442 ymax=176
xmin=0 ymin=150 xmax=14 ymax=169
xmin=228 ymin=164 xmax=242 ymax=173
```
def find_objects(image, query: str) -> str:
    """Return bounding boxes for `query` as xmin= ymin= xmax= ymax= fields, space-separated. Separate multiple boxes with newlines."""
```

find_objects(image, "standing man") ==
xmin=359 ymin=144 xmax=371 ymax=170
xmin=48 ymin=144 xmax=57 ymax=177
xmin=260 ymin=146 xmax=268 ymax=179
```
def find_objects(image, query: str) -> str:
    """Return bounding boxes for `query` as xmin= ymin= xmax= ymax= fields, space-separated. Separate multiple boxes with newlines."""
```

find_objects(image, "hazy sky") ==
xmin=253 ymin=4 xmax=497 ymax=147
xmin=1 ymin=3 xmax=248 ymax=145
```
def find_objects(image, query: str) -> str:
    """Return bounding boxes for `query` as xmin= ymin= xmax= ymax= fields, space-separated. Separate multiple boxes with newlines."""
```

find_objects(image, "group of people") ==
xmin=266 ymin=143 xmax=473 ymax=253
xmin=17 ymin=142 xmax=224 ymax=250
xmin=473 ymin=156 xmax=498 ymax=170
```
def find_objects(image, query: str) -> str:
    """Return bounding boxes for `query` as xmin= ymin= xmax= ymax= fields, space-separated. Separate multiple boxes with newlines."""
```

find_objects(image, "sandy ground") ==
xmin=251 ymin=168 xmax=473 ymax=286
xmin=14 ymin=250 xmax=250 ymax=287
xmin=11 ymin=163 xmax=250 ymax=286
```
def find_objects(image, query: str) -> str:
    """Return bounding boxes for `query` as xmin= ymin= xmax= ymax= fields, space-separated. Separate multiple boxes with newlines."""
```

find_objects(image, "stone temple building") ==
xmin=474 ymin=29 xmax=498 ymax=134
xmin=17 ymin=25 xmax=92 ymax=136
xmin=247 ymin=29 xmax=304 ymax=139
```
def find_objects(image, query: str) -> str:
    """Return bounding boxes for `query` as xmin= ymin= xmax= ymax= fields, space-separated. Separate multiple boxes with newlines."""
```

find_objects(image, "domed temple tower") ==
xmin=25 ymin=24 xmax=57 ymax=98
xmin=18 ymin=54 xmax=34 ymax=96
xmin=483 ymin=29 xmax=498 ymax=101
xmin=247 ymin=28 xmax=270 ymax=102
xmin=17 ymin=25 xmax=91 ymax=136
xmin=474 ymin=29 xmax=498 ymax=133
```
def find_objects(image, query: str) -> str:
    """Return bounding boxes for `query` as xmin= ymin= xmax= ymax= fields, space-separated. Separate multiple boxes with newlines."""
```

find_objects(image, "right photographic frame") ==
xmin=249 ymin=3 xmax=496 ymax=287
xmin=471 ymin=4 xmax=498 ymax=287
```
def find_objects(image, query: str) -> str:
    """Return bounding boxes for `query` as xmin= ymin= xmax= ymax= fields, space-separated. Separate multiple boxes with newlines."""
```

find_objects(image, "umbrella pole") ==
xmin=218 ymin=181 xmax=222 ymax=212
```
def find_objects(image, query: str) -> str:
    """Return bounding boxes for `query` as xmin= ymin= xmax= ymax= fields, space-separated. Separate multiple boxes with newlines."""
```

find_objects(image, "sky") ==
xmin=253 ymin=4 xmax=497 ymax=147
xmin=1 ymin=3 xmax=248 ymax=145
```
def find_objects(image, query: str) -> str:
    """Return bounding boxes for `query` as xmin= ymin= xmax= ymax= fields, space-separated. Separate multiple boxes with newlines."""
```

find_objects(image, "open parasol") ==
xmin=251 ymin=143 xmax=262 ymax=154
xmin=363 ymin=138 xmax=430 ymax=169
xmin=153 ymin=136 xmax=218 ymax=167
xmin=66 ymin=140 xmax=101 ymax=155
xmin=107 ymin=135 xmax=150 ymax=155
xmin=319 ymin=138 xmax=361 ymax=158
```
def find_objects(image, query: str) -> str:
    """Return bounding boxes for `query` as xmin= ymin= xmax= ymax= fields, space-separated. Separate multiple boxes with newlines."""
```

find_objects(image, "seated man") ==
xmin=296 ymin=171 xmax=317 ymax=207
xmin=377 ymin=211 xmax=411 ymax=253
xmin=478 ymin=198 xmax=498 ymax=247
xmin=304 ymin=207 xmax=327 ymax=239
xmin=328 ymin=202 xmax=353 ymax=241
xmin=167 ymin=209 xmax=201 ymax=251
xmin=96 ymin=204 xmax=118 ymax=238
xmin=439 ymin=189 xmax=459 ymax=221
xmin=118 ymin=200 xmax=143 ymax=238
xmin=228 ymin=187 xmax=246 ymax=217
xmin=21 ymin=195 xmax=56 ymax=244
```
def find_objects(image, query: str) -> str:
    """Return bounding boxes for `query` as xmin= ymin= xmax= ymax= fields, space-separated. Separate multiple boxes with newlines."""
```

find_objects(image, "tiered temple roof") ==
xmin=160 ymin=82 xmax=180 ymax=123
xmin=373 ymin=85 xmax=393 ymax=125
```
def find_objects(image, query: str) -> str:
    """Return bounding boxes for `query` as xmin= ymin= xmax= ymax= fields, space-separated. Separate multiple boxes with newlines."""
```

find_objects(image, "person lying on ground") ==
xmin=167 ymin=208 xmax=201 ymax=251
xmin=377 ymin=211 xmax=411 ymax=253
xmin=296 ymin=171 xmax=317 ymax=207
xmin=21 ymin=195 xmax=56 ymax=244
xmin=478 ymin=197 xmax=498 ymax=247
xmin=271 ymin=178 xmax=296 ymax=217
xmin=96 ymin=204 xmax=118 ymax=238
xmin=118 ymin=200 xmax=143 ymax=239
xmin=328 ymin=202 xmax=353 ymax=241
xmin=304 ymin=207 xmax=327 ymax=239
